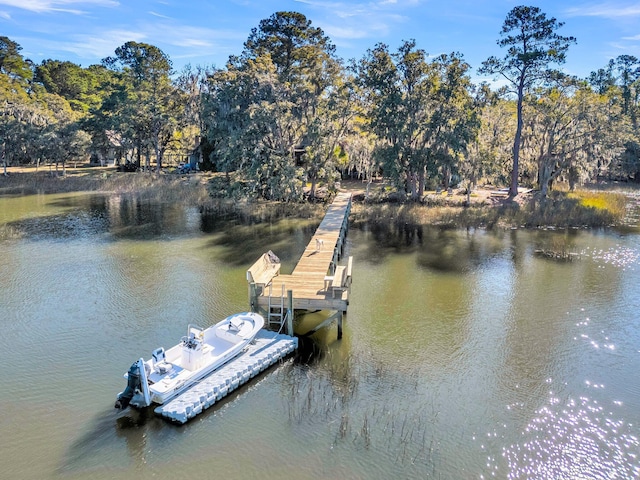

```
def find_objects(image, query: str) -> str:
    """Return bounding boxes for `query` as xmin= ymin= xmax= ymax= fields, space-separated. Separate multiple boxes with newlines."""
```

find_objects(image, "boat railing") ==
xmin=187 ymin=324 xmax=204 ymax=338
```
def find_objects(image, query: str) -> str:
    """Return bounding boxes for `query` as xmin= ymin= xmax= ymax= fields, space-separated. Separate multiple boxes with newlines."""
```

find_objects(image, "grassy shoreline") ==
xmin=350 ymin=189 xmax=630 ymax=229
xmin=347 ymin=179 xmax=635 ymax=229
xmin=1 ymin=167 xmax=635 ymax=230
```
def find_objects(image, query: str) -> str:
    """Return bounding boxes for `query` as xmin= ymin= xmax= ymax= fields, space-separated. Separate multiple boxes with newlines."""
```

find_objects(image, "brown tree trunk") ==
xmin=510 ymin=75 xmax=525 ymax=198
xmin=309 ymin=177 xmax=317 ymax=200
xmin=409 ymin=170 xmax=419 ymax=200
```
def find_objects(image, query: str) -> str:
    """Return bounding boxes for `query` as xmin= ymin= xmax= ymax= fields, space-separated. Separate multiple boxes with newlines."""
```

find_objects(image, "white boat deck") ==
xmin=154 ymin=329 xmax=298 ymax=423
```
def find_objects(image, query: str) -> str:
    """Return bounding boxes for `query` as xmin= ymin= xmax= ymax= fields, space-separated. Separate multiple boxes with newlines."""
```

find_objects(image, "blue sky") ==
xmin=1 ymin=0 xmax=639 ymax=80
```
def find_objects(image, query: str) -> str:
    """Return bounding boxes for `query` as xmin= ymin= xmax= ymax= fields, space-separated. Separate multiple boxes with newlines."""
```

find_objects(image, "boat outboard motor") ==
xmin=115 ymin=362 xmax=141 ymax=409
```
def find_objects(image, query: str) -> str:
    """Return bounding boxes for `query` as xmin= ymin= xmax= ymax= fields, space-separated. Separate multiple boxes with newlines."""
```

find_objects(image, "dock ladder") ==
xmin=267 ymin=283 xmax=285 ymax=329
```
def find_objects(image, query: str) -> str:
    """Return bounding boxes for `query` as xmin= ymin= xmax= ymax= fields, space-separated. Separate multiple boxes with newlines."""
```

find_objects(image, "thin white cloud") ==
xmin=608 ymin=41 xmax=626 ymax=50
xmin=171 ymin=38 xmax=212 ymax=48
xmin=0 ymin=9 xmax=10 ymax=18
xmin=379 ymin=0 xmax=421 ymax=5
xmin=20 ymin=23 xmax=225 ymax=66
xmin=60 ymin=21 xmax=246 ymax=65
xmin=20 ymin=14 xmax=245 ymax=64
xmin=44 ymin=28 xmax=147 ymax=60
xmin=150 ymin=23 xmax=245 ymax=47
xmin=293 ymin=0 xmax=414 ymax=43
xmin=321 ymin=25 xmax=370 ymax=40
xmin=622 ymin=34 xmax=640 ymax=40
xmin=294 ymin=0 xmax=420 ymax=9
xmin=565 ymin=2 xmax=640 ymax=18
xmin=148 ymin=10 xmax=172 ymax=20
xmin=160 ymin=25 xmax=247 ymax=65
xmin=0 ymin=0 xmax=118 ymax=14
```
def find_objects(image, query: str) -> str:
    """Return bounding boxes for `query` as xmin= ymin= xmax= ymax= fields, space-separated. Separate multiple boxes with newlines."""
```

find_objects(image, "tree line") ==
xmin=1 ymin=6 xmax=639 ymax=201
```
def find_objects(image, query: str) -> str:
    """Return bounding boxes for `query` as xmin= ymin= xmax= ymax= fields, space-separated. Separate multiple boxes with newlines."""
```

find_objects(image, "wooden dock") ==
xmin=153 ymin=194 xmax=353 ymax=423
xmin=247 ymin=192 xmax=353 ymax=335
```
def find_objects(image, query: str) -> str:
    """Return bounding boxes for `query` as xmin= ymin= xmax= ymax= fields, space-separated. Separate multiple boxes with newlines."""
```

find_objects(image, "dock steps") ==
xmin=154 ymin=329 xmax=298 ymax=424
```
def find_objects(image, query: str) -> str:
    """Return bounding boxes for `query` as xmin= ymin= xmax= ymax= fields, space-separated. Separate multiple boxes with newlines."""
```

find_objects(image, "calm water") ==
xmin=1 ymin=191 xmax=639 ymax=480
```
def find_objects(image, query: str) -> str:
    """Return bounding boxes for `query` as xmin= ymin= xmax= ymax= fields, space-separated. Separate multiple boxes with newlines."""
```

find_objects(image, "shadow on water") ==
xmin=356 ymin=221 xmax=509 ymax=273
xmin=295 ymin=334 xmax=327 ymax=365
xmin=354 ymin=221 xmax=425 ymax=263
xmin=57 ymin=406 xmax=163 ymax=476
xmin=0 ymin=186 xmax=30 ymax=198
xmin=202 ymin=214 xmax=319 ymax=267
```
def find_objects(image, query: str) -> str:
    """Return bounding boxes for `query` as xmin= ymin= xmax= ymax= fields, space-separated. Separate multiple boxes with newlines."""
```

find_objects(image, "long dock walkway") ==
xmin=255 ymin=192 xmax=352 ymax=313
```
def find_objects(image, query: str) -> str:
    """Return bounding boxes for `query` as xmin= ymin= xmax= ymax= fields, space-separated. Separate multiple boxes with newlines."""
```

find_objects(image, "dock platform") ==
xmin=155 ymin=330 xmax=297 ymax=424
xmin=250 ymin=192 xmax=353 ymax=315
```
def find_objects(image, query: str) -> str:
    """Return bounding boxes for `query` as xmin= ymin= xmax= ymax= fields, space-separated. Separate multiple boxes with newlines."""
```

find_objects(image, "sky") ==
xmin=1 ymin=0 xmax=639 ymax=81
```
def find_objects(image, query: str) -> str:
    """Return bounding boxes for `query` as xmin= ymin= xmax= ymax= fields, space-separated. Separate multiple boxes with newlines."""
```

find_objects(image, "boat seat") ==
xmin=228 ymin=319 xmax=245 ymax=332
xmin=152 ymin=347 xmax=166 ymax=365
xmin=151 ymin=347 xmax=174 ymax=374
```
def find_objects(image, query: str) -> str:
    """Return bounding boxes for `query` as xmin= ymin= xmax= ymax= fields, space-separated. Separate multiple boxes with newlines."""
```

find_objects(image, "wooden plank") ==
xmin=345 ymin=256 xmax=353 ymax=287
xmin=246 ymin=252 xmax=280 ymax=286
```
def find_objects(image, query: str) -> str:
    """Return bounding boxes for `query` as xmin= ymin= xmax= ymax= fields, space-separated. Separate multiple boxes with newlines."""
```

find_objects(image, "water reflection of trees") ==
xmin=3 ymin=193 xmax=195 ymax=241
xmin=201 ymin=211 xmax=320 ymax=268
xmin=5 ymin=193 xmax=323 ymax=249
xmin=106 ymin=195 xmax=191 ymax=239
xmin=355 ymin=221 xmax=507 ymax=273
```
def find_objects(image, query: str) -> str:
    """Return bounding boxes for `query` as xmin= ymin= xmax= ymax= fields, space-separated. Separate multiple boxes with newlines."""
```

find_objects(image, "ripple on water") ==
xmin=584 ymin=245 xmax=640 ymax=270
xmin=494 ymin=395 xmax=640 ymax=480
